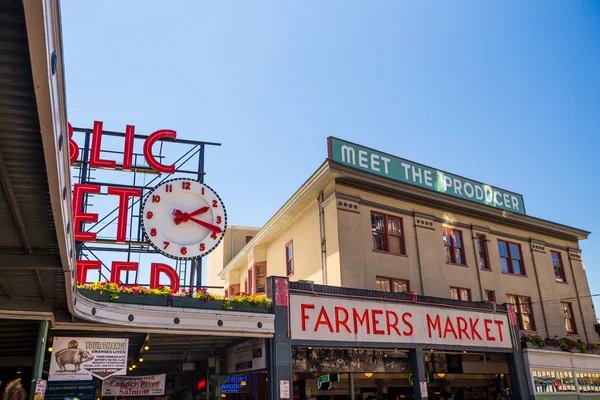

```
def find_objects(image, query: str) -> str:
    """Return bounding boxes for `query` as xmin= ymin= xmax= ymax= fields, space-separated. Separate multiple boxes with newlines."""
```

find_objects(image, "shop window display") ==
xmin=532 ymin=370 xmax=576 ymax=393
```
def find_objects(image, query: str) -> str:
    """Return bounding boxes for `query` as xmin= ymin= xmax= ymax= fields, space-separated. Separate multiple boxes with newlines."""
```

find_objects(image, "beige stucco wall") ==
xmin=334 ymin=183 xmax=597 ymax=342
xmin=206 ymin=226 xmax=259 ymax=293
xmin=264 ymin=200 xmax=323 ymax=283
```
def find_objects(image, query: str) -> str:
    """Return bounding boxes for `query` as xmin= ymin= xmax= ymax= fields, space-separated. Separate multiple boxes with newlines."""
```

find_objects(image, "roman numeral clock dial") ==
xmin=140 ymin=179 xmax=227 ymax=259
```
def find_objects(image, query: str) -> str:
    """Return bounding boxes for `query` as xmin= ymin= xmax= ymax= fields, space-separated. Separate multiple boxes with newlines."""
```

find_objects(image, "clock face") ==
xmin=140 ymin=178 xmax=227 ymax=259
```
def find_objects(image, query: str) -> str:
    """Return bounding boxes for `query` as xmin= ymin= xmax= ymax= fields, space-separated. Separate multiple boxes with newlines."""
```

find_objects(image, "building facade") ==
xmin=209 ymin=138 xmax=600 ymax=398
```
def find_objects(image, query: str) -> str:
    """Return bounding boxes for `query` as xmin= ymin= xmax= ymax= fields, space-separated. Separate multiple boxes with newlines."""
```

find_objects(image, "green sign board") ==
xmin=328 ymin=137 xmax=525 ymax=215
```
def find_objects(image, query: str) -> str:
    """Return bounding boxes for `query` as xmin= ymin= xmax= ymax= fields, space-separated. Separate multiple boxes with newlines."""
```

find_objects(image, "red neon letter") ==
xmin=76 ymin=260 xmax=101 ymax=285
xmin=301 ymin=304 xmax=315 ymax=331
xmin=72 ymin=184 xmax=101 ymax=241
xmin=494 ymin=320 xmax=505 ymax=341
xmin=90 ymin=121 xmax=116 ymax=169
xmin=68 ymin=122 xmax=79 ymax=164
xmin=143 ymin=129 xmax=176 ymax=173
xmin=443 ymin=317 xmax=458 ymax=339
xmin=402 ymin=312 xmax=414 ymax=336
xmin=385 ymin=311 xmax=401 ymax=336
xmin=427 ymin=315 xmax=441 ymax=338
xmin=470 ymin=318 xmax=483 ymax=340
xmin=315 ymin=306 xmax=334 ymax=332
xmin=107 ymin=187 xmax=142 ymax=242
xmin=335 ymin=307 xmax=351 ymax=333
xmin=110 ymin=261 xmax=138 ymax=286
xmin=457 ymin=317 xmax=470 ymax=340
xmin=484 ymin=319 xmax=496 ymax=341
xmin=150 ymin=263 xmax=180 ymax=292
xmin=122 ymin=125 xmax=135 ymax=170
xmin=371 ymin=310 xmax=385 ymax=335
xmin=353 ymin=309 xmax=371 ymax=334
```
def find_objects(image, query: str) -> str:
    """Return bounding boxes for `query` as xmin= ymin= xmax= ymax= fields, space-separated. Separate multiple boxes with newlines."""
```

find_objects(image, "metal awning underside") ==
xmin=0 ymin=0 xmax=66 ymax=313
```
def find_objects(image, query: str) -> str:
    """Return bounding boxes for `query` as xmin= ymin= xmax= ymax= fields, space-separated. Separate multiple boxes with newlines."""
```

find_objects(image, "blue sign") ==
xmin=46 ymin=381 xmax=96 ymax=400
xmin=221 ymin=375 xmax=250 ymax=394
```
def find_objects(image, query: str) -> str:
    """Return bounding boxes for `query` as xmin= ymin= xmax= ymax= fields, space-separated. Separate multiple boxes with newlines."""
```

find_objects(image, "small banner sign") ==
xmin=102 ymin=374 xmax=166 ymax=397
xmin=49 ymin=337 xmax=129 ymax=381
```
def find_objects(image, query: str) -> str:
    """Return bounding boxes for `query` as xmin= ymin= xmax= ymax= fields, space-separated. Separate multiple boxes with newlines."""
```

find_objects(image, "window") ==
xmin=244 ymin=278 xmax=248 ymax=293
xmin=246 ymin=236 xmax=253 ymax=244
xmin=255 ymin=263 xmax=266 ymax=294
xmin=532 ymin=370 xmax=576 ymax=393
xmin=371 ymin=212 xmax=406 ymax=255
xmin=376 ymin=277 xmax=409 ymax=293
xmin=576 ymin=372 xmax=600 ymax=393
xmin=507 ymin=294 xmax=536 ymax=331
xmin=286 ymin=241 xmax=294 ymax=275
xmin=552 ymin=251 xmax=566 ymax=283
xmin=248 ymin=268 xmax=253 ymax=294
xmin=484 ymin=290 xmax=496 ymax=303
xmin=443 ymin=228 xmax=466 ymax=265
xmin=450 ymin=287 xmax=471 ymax=301
xmin=476 ymin=234 xmax=490 ymax=270
xmin=562 ymin=302 xmax=577 ymax=334
xmin=224 ymin=287 xmax=229 ymax=298
xmin=498 ymin=240 xmax=525 ymax=275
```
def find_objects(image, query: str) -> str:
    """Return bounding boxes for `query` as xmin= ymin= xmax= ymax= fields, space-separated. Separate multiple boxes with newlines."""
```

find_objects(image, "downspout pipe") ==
xmin=318 ymin=192 xmax=327 ymax=285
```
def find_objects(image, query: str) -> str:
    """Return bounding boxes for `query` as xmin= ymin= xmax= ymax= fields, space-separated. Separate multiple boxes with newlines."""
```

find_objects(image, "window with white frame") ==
xmin=531 ymin=370 xmax=576 ymax=393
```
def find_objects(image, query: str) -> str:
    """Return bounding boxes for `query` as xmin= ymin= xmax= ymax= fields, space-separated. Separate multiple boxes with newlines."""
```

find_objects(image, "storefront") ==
xmin=524 ymin=349 xmax=600 ymax=399
xmin=269 ymin=279 xmax=532 ymax=400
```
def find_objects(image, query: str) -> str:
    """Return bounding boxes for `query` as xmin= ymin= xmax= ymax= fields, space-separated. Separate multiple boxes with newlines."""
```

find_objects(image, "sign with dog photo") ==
xmin=49 ymin=337 xmax=129 ymax=381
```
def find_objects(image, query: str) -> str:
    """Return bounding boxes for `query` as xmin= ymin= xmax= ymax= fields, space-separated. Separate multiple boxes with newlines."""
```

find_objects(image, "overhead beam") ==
xmin=0 ymin=151 xmax=32 ymax=254
xmin=33 ymin=270 xmax=47 ymax=301
xmin=0 ymin=271 xmax=15 ymax=299
xmin=0 ymin=254 xmax=61 ymax=270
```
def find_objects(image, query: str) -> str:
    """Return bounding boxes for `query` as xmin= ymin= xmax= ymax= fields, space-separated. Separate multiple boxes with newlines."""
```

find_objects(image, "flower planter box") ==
xmin=229 ymin=302 xmax=271 ymax=314
xmin=170 ymin=297 xmax=226 ymax=310
xmin=78 ymin=289 xmax=169 ymax=307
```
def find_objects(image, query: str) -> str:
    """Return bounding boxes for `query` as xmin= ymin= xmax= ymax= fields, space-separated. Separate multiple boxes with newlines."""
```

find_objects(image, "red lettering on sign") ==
xmin=68 ymin=122 xmax=79 ymax=163
xmin=353 ymin=309 xmax=371 ymax=334
xmin=371 ymin=310 xmax=385 ymax=335
xmin=107 ymin=187 xmax=142 ymax=242
xmin=143 ymin=129 xmax=176 ymax=174
xmin=443 ymin=317 xmax=458 ymax=339
xmin=494 ymin=320 xmax=505 ymax=341
xmin=484 ymin=319 xmax=496 ymax=341
xmin=301 ymin=304 xmax=314 ymax=331
xmin=470 ymin=318 xmax=483 ymax=340
xmin=122 ymin=125 xmax=135 ymax=170
xmin=427 ymin=315 xmax=441 ymax=338
xmin=385 ymin=311 xmax=401 ymax=336
xmin=457 ymin=317 xmax=470 ymax=340
xmin=72 ymin=184 xmax=101 ymax=241
xmin=90 ymin=121 xmax=117 ymax=169
xmin=315 ymin=306 xmax=334 ymax=332
xmin=149 ymin=263 xmax=180 ymax=292
xmin=110 ymin=261 xmax=139 ymax=286
xmin=76 ymin=260 xmax=101 ymax=284
xmin=335 ymin=307 xmax=351 ymax=333
xmin=402 ymin=312 xmax=414 ymax=336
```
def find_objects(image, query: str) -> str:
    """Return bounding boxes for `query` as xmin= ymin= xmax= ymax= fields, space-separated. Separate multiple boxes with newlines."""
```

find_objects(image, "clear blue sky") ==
xmin=61 ymin=2 xmax=600 ymax=314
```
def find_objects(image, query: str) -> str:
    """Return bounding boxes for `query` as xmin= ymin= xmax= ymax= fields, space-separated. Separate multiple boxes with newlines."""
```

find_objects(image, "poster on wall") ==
xmin=45 ymin=381 xmax=96 ymax=400
xmin=49 ymin=337 xmax=129 ymax=381
xmin=384 ymin=351 xmax=410 ymax=373
xmin=348 ymin=349 xmax=385 ymax=372
xmin=227 ymin=338 xmax=266 ymax=373
xmin=308 ymin=348 xmax=349 ymax=373
xmin=292 ymin=347 xmax=308 ymax=372
xmin=102 ymin=374 xmax=166 ymax=396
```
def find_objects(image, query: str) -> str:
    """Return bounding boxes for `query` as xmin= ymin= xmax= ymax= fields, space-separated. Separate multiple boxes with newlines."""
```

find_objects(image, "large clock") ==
xmin=140 ymin=178 xmax=227 ymax=259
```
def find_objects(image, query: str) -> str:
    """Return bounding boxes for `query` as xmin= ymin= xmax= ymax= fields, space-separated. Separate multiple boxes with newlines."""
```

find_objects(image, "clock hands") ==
xmin=173 ymin=208 xmax=222 ymax=233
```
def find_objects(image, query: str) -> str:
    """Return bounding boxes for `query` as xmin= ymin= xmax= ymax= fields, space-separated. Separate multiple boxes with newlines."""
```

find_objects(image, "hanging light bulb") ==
xmin=132 ymin=364 xmax=136 ymax=369
xmin=128 ymin=367 xmax=133 ymax=371
xmin=144 ymin=345 xmax=150 ymax=351
xmin=364 ymin=372 xmax=373 ymax=378
xmin=139 ymin=357 xmax=144 ymax=362
xmin=48 ymin=347 xmax=53 ymax=352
